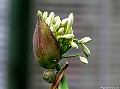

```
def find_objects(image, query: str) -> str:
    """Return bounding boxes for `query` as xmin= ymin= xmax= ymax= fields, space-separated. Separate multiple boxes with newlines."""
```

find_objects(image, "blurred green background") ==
xmin=0 ymin=0 xmax=120 ymax=89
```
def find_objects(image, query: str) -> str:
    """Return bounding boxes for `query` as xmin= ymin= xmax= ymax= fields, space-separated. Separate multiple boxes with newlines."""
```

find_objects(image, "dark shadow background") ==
xmin=0 ymin=0 xmax=120 ymax=89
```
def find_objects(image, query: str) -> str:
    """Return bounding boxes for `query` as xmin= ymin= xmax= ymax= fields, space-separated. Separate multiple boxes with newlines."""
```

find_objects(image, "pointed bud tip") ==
xmin=43 ymin=11 xmax=48 ymax=20
xmin=37 ymin=10 xmax=42 ymax=16
xmin=54 ymin=16 xmax=60 ymax=23
xmin=70 ymin=13 xmax=73 ymax=16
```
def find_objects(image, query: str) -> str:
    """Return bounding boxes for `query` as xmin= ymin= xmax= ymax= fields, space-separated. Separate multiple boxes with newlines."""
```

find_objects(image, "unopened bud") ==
xmin=57 ymin=27 xmax=64 ymax=35
xmin=57 ymin=34 xmax=74 ymax=39
xmin=43 ymin=69 xmax=58 ymax=83
xmin=79 ymin=56 xmax=88 ymax=64
xmin=37 ymin=10 xmax=42 ymax=16
xmin=61 ymin=18 xmax=68 ymax=27
xmin=79 ymin=37 xmax=92 ymax=43
xmin=43 ymin=11 xmax=48 ymax=20
xmin=69 ymin=27 xmax=73 ymax=34
xmin=54 ymin=20 xmax=61 ymax=30
xmin=33 ymin=11 xmax=61 ymax=69
xmin=45 ymin=17 xmax=51 ymax=26
xmin=49 ymin=12 xmax=55 ymax=21
xmin=50 ymin=25 xmax=55 ymax=32
xmin=70 ymin=41 xmax=78 ymax=49
xmin=81 ymin=43 xmax=90 ymax=57
xmin=54 ymin=16 xmax=60 ymax=23
xmin=67 ymin=13 xmax=74 ymax=30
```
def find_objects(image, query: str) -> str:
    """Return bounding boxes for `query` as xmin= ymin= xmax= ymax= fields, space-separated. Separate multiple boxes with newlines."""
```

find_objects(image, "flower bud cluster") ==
xmin=37 ymin=10 xmax=92 ymax=64
xmin=42 ymin=11 xmax=74 ymax=36
xmin=38 ymin=10 xmax=77 ymax=49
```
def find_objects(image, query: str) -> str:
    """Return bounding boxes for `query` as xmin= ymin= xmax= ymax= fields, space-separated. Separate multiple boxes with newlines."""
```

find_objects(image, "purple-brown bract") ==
xmin=33 ymin=12 xmax=61 ymax=69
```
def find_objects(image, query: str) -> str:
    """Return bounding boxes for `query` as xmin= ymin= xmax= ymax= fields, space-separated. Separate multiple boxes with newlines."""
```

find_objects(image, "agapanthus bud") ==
xmin=54 ymin=16 xmax=60 ymax=23
xmin=43 ymin=69 xmax=58 ymax=83
xmin=49 ymin=12 xmax=55 ymax=21
xmin=69 ymin=27 xmax=73 ymax=34
xmin=33 ymin=11 xmax=61 ymax=69
xmin=61 ymin=18 xmax=68 ymax=27
xmin=37 ymin=10 xmax=42 ymax=16
xmin=79 ymin=56 xmax=88 ymax=64
xmin=45 ymin=17 xmax=51 ymax=26
xmin=57 ymin=27 xmax=64 ymax=35
xmin=79 ymin=37 xmax=92 ymax=43
xmin=81 ymin=43 xmax=90 ymax=57
xmin=50 ymin=25 xmax=55 ymax=32
xmin=67 ymin=13 xmax=74 ymax=30
xmin=70 ymin=41 xmax=78 ymax=49
xmin=54 ymin=20 xmax=61 ymax=30
xmin=43 ymin=11 xmax=48 ymax=20
xmin=57 ymin=34 xmax=74 ymax=39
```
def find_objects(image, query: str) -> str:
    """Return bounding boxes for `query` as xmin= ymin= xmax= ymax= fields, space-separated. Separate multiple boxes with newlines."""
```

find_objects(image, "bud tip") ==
xmin=37 ymin=10 xmax=42 ymax=16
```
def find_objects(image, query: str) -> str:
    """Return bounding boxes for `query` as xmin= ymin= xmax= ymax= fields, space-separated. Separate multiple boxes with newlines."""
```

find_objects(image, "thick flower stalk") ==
xmin=33 ymin=10 xmax=92 ymax=89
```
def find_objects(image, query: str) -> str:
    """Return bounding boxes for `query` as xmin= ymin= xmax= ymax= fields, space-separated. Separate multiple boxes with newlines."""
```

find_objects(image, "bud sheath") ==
xmin=33 ymin=11 xmax=61 ymax=69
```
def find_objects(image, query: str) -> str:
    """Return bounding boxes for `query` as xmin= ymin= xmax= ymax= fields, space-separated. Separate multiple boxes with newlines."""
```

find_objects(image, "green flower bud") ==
xmin=54 ymin=16 xmax=60 ymax=23
xmin=79 ymin=56 xmax=88 ymax=64
xmin=33 ymin=11 xmax=61 ymax=69
xmin=43 ymin=69 xmax=58 ymax=83
xmin=50 ymin=25 xmax=55 ymax=32
xmin=57 ymin=34 xmax=74 ymax=39
xmin=67 ymin=13 xmax=74 ymax=30
xmin=69 ymin=27 xmax=73 ymax=34
xmin=45 ymin=17 xmax=51 ymax=26
xmin=70 ymin=41 xmax=78 ymax=49
xmin=49 ymin=12 xmax=55 ymax=21
xmin=57 ymin=27 xmax=64 ymax=35
xmin=79 ymin=37 xmax=92 ymax=43
xmin=37 ymin=10 xmax=42 ymax=16
xmin=61 ymin=18 xmax=68 ymax=27
xmin=54 ymin=20 xmax=61 ymax=30
xmin=81 ymin=43 xmax=90 ymax=57
xmin=43 ymin=11 xmax=48 ymax=20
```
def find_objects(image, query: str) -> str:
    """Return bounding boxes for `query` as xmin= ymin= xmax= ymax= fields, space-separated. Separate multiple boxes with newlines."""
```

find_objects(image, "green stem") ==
xmin=62 ymin=54 xmax=80 ymax=59
xmin=73 ymin=39 xmax=79 ymax=43
xmin=55 ymin=64 xmax=69 ymax=89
